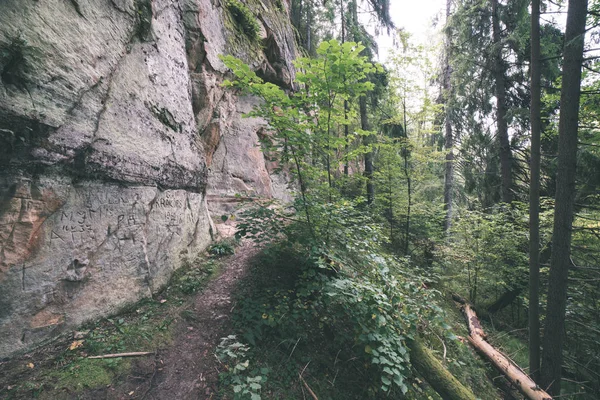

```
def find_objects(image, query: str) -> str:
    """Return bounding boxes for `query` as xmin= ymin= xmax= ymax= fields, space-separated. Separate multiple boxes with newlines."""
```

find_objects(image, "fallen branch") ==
xmin=299 ymin=374 xmax=318 ymax=400
xmin=453 ymin=294 xmax=552 ymax=400
xmin=88 ymin=351 xmax=154 ymax=359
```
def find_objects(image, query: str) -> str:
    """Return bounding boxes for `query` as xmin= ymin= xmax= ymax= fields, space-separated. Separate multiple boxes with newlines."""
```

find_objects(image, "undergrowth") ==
xmin=214 ymin=197 xmax=469 ymax=398
xmin=217 ymin=238 xmax=503 ymax=399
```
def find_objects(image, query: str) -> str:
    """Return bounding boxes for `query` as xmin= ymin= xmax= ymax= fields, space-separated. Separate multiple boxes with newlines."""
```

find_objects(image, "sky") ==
xmin=370 ymin=0 xmax=446 ymax=62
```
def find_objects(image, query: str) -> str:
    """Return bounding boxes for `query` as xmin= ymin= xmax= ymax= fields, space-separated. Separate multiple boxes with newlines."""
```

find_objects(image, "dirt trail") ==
xmin=140 ymin=241 xmax=258 ymax=399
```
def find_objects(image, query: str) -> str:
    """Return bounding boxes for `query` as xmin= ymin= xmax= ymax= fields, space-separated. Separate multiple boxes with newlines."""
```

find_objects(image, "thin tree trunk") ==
xmin=388 ymin=159 xmax=394 ymax=242
xmin=339 ymin=0 xmax=345 ymax=43
xmin=360 ymin=97 xmax=374 ymax=205
xmin=529 ymin=0 xmax=542 ymax=382
xmin=443 ymin=0 xmax=454 ymax=232
xmin=402 ymin=99 xmax=411 ymax=255
xmin=344 ymin=100 xmax=350 ymax=176
xmin=491 ymin=0 xmax=512 ymax=203
xmin=541 ymin=0 xmax=588 ymax=395
xmin=306 ymin=0 xmax=312 ymax=54
xmin=339 ymin=0 xmax=350 ymax=176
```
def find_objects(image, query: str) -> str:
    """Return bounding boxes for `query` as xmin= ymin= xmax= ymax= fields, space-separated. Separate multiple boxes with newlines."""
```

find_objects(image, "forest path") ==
xmin=138 ymin=240 xmax=258 ymax=400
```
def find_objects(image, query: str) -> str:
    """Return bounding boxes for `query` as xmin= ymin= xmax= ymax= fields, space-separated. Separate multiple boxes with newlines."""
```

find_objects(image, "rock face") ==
xmin=0 ymin=0 xmax=296 ymax=357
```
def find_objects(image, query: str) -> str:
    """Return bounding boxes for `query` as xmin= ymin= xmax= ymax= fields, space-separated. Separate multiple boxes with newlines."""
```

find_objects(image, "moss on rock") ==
xmin=225 ymin=0 xmax=261 ymax=40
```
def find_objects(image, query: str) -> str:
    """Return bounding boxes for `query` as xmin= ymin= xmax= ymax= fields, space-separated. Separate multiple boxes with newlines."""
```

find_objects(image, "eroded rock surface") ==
xmin=0 ymin=0 xmax=296 ymax=357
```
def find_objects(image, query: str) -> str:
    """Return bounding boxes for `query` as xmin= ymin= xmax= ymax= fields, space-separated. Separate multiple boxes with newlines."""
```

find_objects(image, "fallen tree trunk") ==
xmin=453 ymin=294 xmax=552 ymax=400
xmin=408 ymin=339 xmax=476 ymax=400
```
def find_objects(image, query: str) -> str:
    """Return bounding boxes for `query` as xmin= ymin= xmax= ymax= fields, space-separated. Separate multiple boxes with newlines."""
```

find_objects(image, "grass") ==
xmin=49 ymin=358 xmax=126 ymax=391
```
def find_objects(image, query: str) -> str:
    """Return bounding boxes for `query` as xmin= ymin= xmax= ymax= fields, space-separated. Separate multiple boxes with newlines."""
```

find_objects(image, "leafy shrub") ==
xmin=216 ymin=335 xmax=267 ymax=399
xmin=231 ymin=209 xmax=444 ymax=396
xmin=209 ymin=241 xmax=235 ymax=257
xmin=174 ymin=258 xmax=217 ymax=294
xmin=440 ymin=200 xmax=554 ymax=307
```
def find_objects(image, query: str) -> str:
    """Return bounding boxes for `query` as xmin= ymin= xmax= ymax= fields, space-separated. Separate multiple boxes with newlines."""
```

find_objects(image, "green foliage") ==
xmin=440 ymin=200 xmax=554 ymax=306
xmin=217 ymin=335 xmax=267 ymax=400
xmin=225 ymin=240 xmax=445 ymax=398
xmin=235 ymin=203 xmax=287 ymax=244
xmin=209 ymin=239 xmax=237 ymax=257
xmin=222 ymin=40 xmax=381 ymax=250
xmin=175 ymin=260 xmax=217 ymax=294
xmin=219 ymin=41 xmax=453 ymax=396
xmin=225 ymin=0 xmax=261 ymax=40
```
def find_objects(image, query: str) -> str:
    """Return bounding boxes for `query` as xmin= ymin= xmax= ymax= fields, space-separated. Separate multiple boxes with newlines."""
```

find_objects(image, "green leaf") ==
xmin=400 ymin=383 xmax=409 ymax=394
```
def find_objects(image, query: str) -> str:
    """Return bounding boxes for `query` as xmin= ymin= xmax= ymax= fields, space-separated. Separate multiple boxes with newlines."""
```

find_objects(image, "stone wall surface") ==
xmin=0 ymin=0 xmax=295 ymax=357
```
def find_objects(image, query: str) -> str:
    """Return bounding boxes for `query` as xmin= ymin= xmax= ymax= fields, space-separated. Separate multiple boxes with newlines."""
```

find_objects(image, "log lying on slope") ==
xmin=452 ymin=294 xmax=552 ymax=400
xmin=409 ymin=339 xmax=477 ymax=400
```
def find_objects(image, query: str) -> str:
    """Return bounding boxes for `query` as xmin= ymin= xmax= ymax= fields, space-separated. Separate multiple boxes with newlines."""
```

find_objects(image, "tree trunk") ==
xmin=306 ymin=0 xmax=312 ymax=54
xmin=443 ymin=0 xmax=454 ymax=232
xmin=344 ymin=99 xmax=350 ymax=176
xmin=491 ymin=0 xmax=512 ymax=203
xmin=541 ymin=0 xmax=588 ymax=395
xmin=486 ymin=288 xmax=521 ymax=314
xmin=402 ymin=98 xmax=411 ymax=255
xmin=360 ymin=97 xmax=374 ymax=205
xmin=529 ymin=0 xmax=542 ymax=382
xmin=408 ymin=339 xmax=477 ymax=400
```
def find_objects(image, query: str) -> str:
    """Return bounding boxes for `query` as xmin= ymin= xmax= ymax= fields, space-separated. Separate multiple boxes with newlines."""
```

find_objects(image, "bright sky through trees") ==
xmin=370 ymin=0 xmax=445 ymax=61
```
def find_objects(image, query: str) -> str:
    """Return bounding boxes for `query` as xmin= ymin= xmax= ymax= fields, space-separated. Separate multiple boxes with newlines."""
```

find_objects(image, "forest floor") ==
xmin=142 ymin=241 xmax=259 ymax=400
xmin=0 ymin=231 xmax=531 ymax=400
xmin=0 ymin=239 xmax=259 ymax=400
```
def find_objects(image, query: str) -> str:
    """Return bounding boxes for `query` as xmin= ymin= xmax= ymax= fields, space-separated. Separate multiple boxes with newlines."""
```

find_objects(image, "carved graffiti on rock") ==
xmin=0 ymin=183 xmax=64 ymax=281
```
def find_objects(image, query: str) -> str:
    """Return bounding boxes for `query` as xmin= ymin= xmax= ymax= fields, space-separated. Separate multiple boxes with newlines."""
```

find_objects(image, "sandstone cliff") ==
xmin=0 ymin=0 xmax=296 ymax=357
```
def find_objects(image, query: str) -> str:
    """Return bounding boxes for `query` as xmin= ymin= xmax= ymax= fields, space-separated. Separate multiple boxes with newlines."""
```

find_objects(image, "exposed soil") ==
xmin=143 ymin=241 xmax=259 ymax=400
xmin=0 ymin=240 xmax=259 ymax=400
